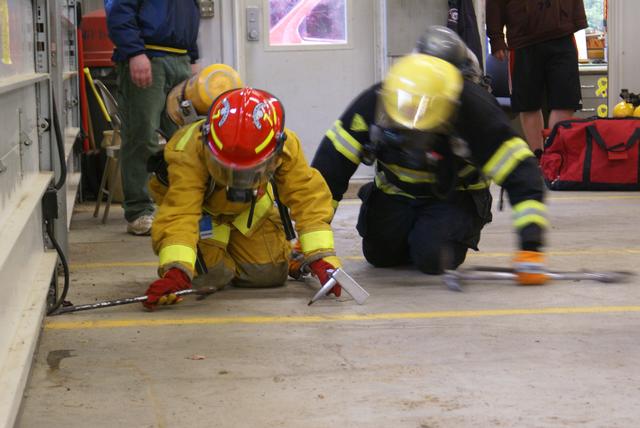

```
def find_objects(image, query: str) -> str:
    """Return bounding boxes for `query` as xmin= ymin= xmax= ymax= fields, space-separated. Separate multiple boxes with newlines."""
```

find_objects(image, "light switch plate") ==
xmin=246 ymin=6 xmax=260 ymax=41
xmin=200 ymin=0 xmax=214 ymax=18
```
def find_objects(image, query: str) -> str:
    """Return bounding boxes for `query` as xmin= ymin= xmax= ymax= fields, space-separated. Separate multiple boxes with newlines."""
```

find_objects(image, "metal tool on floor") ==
xmin=307 ymin=268 xmax=369 ymax=306
xmin=50 ymin=287 xmax=219 ymax=315
xmin=443 ymin=267 xmax=634 ymax=292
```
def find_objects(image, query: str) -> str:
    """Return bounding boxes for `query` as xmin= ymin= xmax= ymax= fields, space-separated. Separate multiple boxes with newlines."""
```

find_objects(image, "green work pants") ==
xmin=116 ymin=55 xmax=191 ymax=222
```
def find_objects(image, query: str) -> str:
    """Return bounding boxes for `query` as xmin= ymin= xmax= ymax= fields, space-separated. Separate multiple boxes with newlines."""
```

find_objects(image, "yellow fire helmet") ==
xmin=167 ymin=63 xmax=243 ymax=125
xmin=380 ymin=53 xmax=463 ymax=131
xmin=634 ymin=105 xmax=640 ymax=118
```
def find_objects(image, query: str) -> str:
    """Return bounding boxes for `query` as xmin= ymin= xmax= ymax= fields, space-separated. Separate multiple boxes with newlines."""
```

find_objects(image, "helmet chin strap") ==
xmin=226 ymin=187 xmax=255 ymax=202
xmin=225 ymin=187 xmax=258 ymax=229
xmin=246 ymin=191 xmax=257 ymax=229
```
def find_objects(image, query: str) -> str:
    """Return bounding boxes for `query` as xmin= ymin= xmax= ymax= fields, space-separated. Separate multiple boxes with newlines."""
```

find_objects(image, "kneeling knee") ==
xmin=413 ymin=246 xmax=467 ymax=274
xmin=235 ymin=262 xmax=288 ymax=288
xmin=363 ymin=246 xmax=404 ymax=268
xmin=365 ymin=255 xmax=399 ymax=268
xmin=412 ymin=246 xmax=443 ymax=274
xmin=414 ymin=258 xmax=442 ymax=275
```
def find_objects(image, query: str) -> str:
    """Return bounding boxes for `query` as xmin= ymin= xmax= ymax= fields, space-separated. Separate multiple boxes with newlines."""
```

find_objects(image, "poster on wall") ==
xmin=0 ymin=0 xmax=35 ymax=77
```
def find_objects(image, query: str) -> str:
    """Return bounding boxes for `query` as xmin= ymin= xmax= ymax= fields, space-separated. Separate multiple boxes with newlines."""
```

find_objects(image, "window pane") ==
xmin=582 ymin=0 xmax=606 ymax=62
xmin=269 ymin=0 xmax=347 ymax=46
xmin=584 ymin=0 xmax=605 ymax=32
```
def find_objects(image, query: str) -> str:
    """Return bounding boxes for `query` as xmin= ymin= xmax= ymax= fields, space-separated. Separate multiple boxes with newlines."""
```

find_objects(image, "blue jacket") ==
xmin=106 ymin=0 xmax=200 ymax=63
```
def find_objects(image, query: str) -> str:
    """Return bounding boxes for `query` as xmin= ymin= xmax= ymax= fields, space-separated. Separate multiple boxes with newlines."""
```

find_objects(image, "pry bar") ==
xmin=50 ymin=288 xmax=217 ymax=315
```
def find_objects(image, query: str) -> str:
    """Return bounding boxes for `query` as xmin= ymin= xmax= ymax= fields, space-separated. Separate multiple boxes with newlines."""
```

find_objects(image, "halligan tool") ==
xmin=443 ymin=267 xmax=633 ymax=292
xmin=50 ymin=287 xmax=218 ymax=315
xmin=308 ymin=268 xmax=369 ymax=305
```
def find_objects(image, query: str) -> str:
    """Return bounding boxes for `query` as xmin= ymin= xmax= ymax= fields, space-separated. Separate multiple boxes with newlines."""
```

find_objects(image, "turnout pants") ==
xmin=356 ymin=182 xmax=489 ymax=274
xmin=195 ymin=210 xmax=290 ymax=289
xmin=149 ymin=178 xmax=290 ymax=289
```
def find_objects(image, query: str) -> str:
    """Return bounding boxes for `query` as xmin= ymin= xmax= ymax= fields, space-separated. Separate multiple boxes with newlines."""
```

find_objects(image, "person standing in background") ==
xmin=486 ymin=0 xmax=587 ymax=157
xmin=106 ymin=0 xmax=200 ymax=235
xmin=447 ymin=0 xmax=484 ymax=70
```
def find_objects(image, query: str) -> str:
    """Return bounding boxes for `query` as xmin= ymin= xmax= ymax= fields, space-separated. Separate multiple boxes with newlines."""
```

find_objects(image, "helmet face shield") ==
xmin=381 ymin=54 xmax=463 ymax=132
xmin=380 ymin=87 xmax=457 ymax=131
xmin=205 ymin=146 xmax=279 ymax=190
xmin=373 ymin=93 xmax=449 ymax=152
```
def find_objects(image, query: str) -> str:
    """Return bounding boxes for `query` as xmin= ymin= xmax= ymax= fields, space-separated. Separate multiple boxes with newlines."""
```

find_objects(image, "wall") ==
xmin=81 ymin=0 xmax=103 ymax=14
xmin=0 ymin=1 xmax=81 ymax=426
xmin=195 ymin=0 xmax=229 ymax=67
xmin=386 ymin=0 xmax=486 ymax=68
xmin=607 ymin=1 xmax=640 ymax=112
xmin=386 ymin=0 xmax=449 ymax=58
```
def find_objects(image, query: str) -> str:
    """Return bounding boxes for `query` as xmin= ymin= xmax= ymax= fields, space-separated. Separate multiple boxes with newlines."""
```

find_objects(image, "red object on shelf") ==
xmin=81 ymin=9 xmax=114 ymax=68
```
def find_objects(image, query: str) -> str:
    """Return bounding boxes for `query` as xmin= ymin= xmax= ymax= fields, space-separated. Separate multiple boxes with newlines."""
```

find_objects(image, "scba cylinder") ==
xmin=167 ymin=63 xmax=243 ymax=125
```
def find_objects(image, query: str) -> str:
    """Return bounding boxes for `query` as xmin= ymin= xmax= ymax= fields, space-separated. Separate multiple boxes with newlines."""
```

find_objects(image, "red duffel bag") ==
xmin=540 ymin=117 xmax=640 ymax=190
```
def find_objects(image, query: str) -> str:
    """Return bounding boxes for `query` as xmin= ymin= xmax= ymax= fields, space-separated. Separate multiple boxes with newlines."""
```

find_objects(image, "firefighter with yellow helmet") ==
xmin=144 ymin=86 xmax=342 ymax=309
xmin=311 ymin=52 xmax=549 ymax=284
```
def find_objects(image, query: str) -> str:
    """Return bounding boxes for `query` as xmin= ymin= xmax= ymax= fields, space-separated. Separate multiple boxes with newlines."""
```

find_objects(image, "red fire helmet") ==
xmin=204 ymin=88 xmax=286 ymax=189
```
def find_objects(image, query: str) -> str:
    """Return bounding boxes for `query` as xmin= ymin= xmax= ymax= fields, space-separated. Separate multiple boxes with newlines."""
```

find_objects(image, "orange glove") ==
xmin=288 ymin=240 xmax=305 ymax=280
xmin=143 ymin=268 xmax=191 ymax=310
xmin=309 ymin=258 xmax=342 ymax=297
xmin=513 ymin=251 xmax=549 ymax=285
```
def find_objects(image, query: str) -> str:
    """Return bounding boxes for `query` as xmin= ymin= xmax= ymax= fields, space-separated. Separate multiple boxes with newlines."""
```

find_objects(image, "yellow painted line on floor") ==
xmin=468 ymin=248 xmax=640 ymax=258
xmin=45 ymin=306 xmax=640 ymax=331
xmin=345 ymin=248 xmax=640 ymax=261
xmin=71 ymin=261 xmax=157 ymax=270
xmin=70 ymin=248 xmax=640 ymax=269
xmin=548 ymin=195 xmax=640 ymax=201
xmin=338 ymin=195 xmax=640 ymax=205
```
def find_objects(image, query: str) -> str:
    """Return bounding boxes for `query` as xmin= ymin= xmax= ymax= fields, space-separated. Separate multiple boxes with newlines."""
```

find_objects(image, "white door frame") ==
xmin=607 ymin=0 xmax=629 ymax=115
xmin=219 ymin=1 xmax=239 ymax=66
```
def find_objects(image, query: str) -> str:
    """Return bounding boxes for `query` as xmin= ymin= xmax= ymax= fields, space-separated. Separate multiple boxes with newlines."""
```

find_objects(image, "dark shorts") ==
xmin=511 ymin=35 xmax=582 ymax=113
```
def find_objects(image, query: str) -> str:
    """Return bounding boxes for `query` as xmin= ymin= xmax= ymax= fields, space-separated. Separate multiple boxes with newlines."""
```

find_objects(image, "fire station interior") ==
xmin=2 ymin=1 xmax=640 ymax=427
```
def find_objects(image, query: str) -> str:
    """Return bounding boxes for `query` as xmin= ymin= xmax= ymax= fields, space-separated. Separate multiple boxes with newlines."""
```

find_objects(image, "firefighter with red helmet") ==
xmin=144 ymin=88 xmax=341 ymax=309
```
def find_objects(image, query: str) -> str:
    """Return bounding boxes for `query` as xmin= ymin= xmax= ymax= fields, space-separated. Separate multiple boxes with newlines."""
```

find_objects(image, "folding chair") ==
xmin=92 ymin=79 xmax=122 ymax=224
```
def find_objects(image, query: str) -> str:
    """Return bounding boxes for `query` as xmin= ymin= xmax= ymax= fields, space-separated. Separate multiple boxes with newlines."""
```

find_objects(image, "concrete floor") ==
xmin=17 ymin=188 xmax=640 ymax=428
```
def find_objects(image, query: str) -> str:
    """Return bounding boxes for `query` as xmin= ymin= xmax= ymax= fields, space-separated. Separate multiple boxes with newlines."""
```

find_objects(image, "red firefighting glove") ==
xmin=309 ymin=256 xmax=342 ymax=297
xmin=513 ymin=251 xmax=549 ymax=285
xmin=143 ymin=268 xmax=191 ymax=310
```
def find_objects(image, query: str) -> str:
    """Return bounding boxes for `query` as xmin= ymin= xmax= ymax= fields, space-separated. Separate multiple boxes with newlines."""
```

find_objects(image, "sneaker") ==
xmin=127 ymin=214 xmax=154 ymax=236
